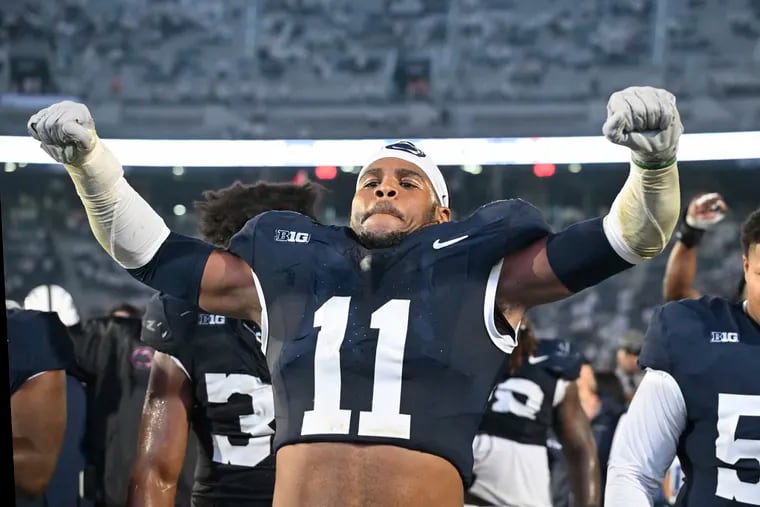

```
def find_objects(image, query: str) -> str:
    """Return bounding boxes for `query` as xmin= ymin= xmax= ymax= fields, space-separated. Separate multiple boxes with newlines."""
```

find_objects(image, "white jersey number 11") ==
xmin=300 ymin=296 xmax=412 ymax=439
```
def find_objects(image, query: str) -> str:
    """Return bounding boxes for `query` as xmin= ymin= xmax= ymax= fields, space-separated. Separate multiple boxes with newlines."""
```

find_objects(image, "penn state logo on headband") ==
xmin=385 ymin=140 xmax=427 ymax=158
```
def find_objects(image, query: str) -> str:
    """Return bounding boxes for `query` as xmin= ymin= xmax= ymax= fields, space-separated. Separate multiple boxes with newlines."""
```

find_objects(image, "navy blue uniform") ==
xmin=639 ymin=296 xmax=760 ymax=507
xmin=7 ymin=309 xmax=75 ymax=507
xmin=479 ymin=338 xmax=584 ymax=445
xmin=7 ymin=309 xmax=74 ymax=395
xmin=142 ymin=293 xmax=275 ymax=507
xmin=227 ymin=199 xmax=552 ymax=485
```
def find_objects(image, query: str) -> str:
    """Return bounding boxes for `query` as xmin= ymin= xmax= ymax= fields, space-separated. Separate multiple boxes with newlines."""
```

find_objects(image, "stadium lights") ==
xmin=3 ymin=131 xmax=760 ymax=167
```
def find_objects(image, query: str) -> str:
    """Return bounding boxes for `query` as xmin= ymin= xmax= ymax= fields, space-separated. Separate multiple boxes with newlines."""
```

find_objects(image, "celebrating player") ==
xmin=605 ymin=209 xmax=760 ymax=505
xmin=663 ymin=191 xmax=746 ymax=302
xmin=29 ymin=85 xmax=682 ymax=507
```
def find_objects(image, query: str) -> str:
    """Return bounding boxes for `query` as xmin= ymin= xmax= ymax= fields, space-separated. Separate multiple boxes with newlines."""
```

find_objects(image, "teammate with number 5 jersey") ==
xmin=128 ymin=181 xmax=324 ymax=507
xmin=606 ymin=208 xmax=760 ymax=506
xmin=29 ymin=86 xmax=682 ymax=507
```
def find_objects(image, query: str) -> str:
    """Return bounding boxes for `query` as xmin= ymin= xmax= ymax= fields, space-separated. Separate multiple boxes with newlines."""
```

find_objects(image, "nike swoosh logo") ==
xmin=528 ymin=355 xmax=549 ymax=364
xmin=433 ymin=235 xmax=469 ymax=249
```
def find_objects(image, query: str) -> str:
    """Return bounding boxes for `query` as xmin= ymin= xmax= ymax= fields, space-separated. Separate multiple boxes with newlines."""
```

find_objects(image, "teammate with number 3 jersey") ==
xmin=128 ymin=181 xmax=323 ymax=507
xmin=606 ymin=208 xmax=760 ymax=506
xmin=30 ymin=86 xmax=682 ymax=507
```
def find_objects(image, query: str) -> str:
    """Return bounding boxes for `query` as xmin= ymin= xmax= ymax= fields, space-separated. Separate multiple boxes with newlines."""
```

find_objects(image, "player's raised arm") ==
xmin=663 ymin=192 xmax=727 ymax=301
xmin=27 ymin=102 xmax=259 ymax=320
xmin=497 ymin=86 xmax=683 ymax=311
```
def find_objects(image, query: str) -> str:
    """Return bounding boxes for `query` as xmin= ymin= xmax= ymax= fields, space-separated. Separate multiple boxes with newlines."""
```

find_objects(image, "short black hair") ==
xmin=741 ymin=208 xmax=760 ymax=256
xmin=194 ymin=181 xmax=325 ymax=247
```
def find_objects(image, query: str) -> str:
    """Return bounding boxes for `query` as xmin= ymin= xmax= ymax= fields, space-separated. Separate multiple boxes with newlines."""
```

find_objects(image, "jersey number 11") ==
xmin=300 ymin=296 xmax=412 ymax=439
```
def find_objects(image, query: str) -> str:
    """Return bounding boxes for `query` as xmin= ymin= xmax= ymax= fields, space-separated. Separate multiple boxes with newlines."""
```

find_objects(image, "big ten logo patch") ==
xmin=710 ymin=331 xmax=739 ymax=343
xmin=199 ymin=314 xmax=226 ymax=326
xmin=275 ymin=229 xmax=311 ymax=244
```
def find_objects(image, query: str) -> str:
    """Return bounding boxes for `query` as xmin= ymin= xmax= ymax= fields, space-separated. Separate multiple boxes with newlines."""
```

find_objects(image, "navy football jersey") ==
xmin=7 ymin=309 xmax=74 ymax=395
xmin=478 ymin=339 xmax=583 ymax=445
xmin=639 ymin=296 xmax=760 ymax=507
xmin=227 ymin=199 xmax=552 ymax=484
xmin=141 ymin=293 xmax=275 ymax=506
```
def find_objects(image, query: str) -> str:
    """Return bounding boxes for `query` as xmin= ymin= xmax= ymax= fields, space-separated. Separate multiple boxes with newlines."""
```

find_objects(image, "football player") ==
xmin=128 ymin=181 xmax=323 ymax=507
xmin=7 ymin=305 xmax=75 ymax=504
xmin=29 ymin=85 xmax=682 ymax=507
xmin=663 ymin=191 xmax=746 ymax=302
xmin=605 ymin=208 xmax=760 ymax=505
xmin=467 ymin=318 xmax=599 ymax=507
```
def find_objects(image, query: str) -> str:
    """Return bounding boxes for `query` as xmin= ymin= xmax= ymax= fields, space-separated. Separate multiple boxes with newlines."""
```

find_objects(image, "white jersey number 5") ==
xmin=716 ymin=393 xmax=760 ymax=504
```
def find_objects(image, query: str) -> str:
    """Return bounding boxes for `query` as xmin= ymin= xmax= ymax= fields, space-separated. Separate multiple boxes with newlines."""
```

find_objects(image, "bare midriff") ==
xmin=273 ymin=442 xmax=464 ymax=507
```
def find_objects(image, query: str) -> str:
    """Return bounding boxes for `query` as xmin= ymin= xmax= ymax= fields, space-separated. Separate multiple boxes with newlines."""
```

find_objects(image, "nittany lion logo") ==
xmin=386 ymin=140 xmax=426 ymax=158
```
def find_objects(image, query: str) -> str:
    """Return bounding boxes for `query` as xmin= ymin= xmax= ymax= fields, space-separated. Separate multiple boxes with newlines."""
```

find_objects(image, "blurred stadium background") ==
xmin=2 ymin=0 xmax=760 ymax=367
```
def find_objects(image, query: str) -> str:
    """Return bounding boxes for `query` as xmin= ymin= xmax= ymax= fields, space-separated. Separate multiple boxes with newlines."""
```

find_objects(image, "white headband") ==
xmin=357 ymin=141 xmax=449 ymax=208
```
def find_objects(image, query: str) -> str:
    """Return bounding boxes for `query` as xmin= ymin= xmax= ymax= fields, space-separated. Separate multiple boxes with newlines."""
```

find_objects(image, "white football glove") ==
xmin=27 ymin=101 xmax=97 ymax=166
xmin=685 ymin=192 xmax=728 ymax=230
xmin=602 ymin=86 xmax=683 ymax=167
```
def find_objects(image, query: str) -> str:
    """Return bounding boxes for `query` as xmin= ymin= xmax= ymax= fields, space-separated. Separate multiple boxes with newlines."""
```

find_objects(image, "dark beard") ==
xmin=354 ymin=204 xmax=439 ymax=249
xmin=356 ymin=230 xmax=409 ymax=249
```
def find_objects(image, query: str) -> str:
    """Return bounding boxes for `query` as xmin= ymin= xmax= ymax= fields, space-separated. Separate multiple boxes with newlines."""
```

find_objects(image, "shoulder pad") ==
xmin=8 ymin=309 xmax=74 ymax=377
xmin=466 ymin=199 xmax=552 ymax=255
xmin=228 ymin=211 xmax=317 ymax=268
xmin=141 ymin=293 xmax=198 ymax=355
xmin=534 ymin=338 xmax=584 ymax=380
xmin=638 ymin=299 xmax=708 ymax=373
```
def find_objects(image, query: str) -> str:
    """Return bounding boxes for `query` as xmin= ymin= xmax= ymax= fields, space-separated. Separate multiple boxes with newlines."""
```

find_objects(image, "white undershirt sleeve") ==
xmin=604 ymin=368 xmax=687 ymax=507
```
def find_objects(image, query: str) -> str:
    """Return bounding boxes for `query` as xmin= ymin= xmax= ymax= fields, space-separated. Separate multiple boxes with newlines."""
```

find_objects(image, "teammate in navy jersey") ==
xmin=7 ymin=306 xmax=75 ymax=504
xmin=129 ymin=181 xmax=323 ymax=507
xmin=606 ymin=208 xmax=760 ymax=506
xmin=467 ymin=318 xmax=599 ymax=507
xmin=29 ymin=86 xmax=682 ymax=507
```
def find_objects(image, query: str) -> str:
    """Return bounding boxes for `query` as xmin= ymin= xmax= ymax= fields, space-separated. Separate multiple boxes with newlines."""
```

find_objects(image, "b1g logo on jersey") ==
xmin=710 ymin=331 xmax=739 ymax=343
xmin=199 ymin=313 xmax=226 ymax=325
xmin=275 ymin=229 xmax=311 ymax=244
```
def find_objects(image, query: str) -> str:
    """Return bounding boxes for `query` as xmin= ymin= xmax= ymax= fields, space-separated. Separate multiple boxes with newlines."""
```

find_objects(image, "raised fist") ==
xmin=602 ymin=86 xmax=683 ymax=167
xmin=27 ymin=101 xmax=97 ymax=165
xmin=685 ymin=192 xmax=727 ymax=230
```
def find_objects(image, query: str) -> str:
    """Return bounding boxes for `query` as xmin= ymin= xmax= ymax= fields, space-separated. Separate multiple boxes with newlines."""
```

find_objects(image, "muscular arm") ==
xmin=55 ymin=134 xmax=260 ymax=320
xmin=496 ymin=237 xmax=570 ymax=321
xmin=553 ymin=383 xmax=601 ymax=507
xmin=12 ymin=370 xmax=67 ymax=497
xmin=663 ymin=241 xmax=701 ymax=301
xmin=198 ymin=250 xmax=261 ymax=320
xmin=498 ymin=161 xmax=680 ymax=318
xmin=128 ymin=352 xmax=193 ymax=507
